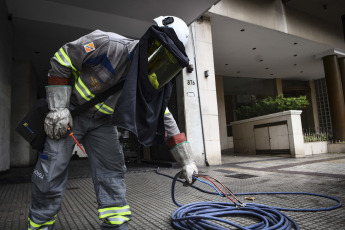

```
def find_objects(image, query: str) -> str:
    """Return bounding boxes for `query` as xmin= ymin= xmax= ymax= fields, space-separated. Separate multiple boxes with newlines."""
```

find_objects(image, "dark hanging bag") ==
xmin=15 ymin=98 xmax=49 ymax=151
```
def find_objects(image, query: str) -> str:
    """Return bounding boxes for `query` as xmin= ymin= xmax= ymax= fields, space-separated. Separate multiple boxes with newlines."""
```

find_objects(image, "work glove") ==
xmin=44 ymin=85 xmax=72 ymax=140
xmin=179 ymin=161 xmax=198 ymax=186
xmin=168 ymin=133 xmax=198 ymax=186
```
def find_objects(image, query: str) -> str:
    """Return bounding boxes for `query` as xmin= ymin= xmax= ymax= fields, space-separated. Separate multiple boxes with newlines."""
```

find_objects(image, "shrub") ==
xmin=234 ymin=94 xmax=309 ymax=120
xmin=303 ymin=131 xmax=331 ymax=142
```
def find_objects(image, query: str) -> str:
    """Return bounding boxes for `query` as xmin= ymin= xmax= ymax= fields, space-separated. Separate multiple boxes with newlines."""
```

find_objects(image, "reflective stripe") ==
xmin=54 ymin=47 xmax=80 ymax=81
xmin=75 ymin=78 xmax=114 ymax=114
xmin=101 ymin=103 xmax=114 ymax=112
xmin=164 ymin=108 xmax=170 ymax=115
xmin=100 ymin=209 xmax=131 ymax=219
xmin=106 ymin=216 xmax=130 ymax=225
xmin=99 ymin=205 xmax=130 ymax=213
xmin=95 ymin=103 xmax=114 ymax=115
xmin=54 ymin=52 xmax=65 ymax=68
xmin=55 ymin=48 xmax=77 ymax=72
xmin=75 ymin=77 xmax=94 ymax=101
xmin=72 ymin=70 xmax=79 ymax=82
xmin=99 ymin=205 xmax=131 ymax=219
xmin=75 ymin=83 xmax=91 ymax=102
xmin=28 ymin=218 xmax=41 ymax=229
xmin=98 ymin=104 xmax=113 ymax=115
xmin=28 ymin=215 xmax=57 ymax=230
xmin=73 ymin=73 xmax=114 ymax=115
xmin=55 ymin=47 xmax=114 ymax=115
xmin=78 ymin=77 xmax=95 ymax=99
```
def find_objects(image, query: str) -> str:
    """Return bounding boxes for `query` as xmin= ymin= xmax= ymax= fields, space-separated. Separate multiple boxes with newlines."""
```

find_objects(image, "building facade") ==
xmin=1 ymin=0 xmax=345 ymax=172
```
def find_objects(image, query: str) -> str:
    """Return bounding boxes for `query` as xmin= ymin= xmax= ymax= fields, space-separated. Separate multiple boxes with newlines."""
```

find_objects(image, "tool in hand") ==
xmin=68 ymin=127 xmax=86 ymax=155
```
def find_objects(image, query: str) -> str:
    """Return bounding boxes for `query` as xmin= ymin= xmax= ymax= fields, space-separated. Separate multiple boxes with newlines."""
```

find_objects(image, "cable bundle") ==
xmin=163 ymin=171 xmax=342 ymax=230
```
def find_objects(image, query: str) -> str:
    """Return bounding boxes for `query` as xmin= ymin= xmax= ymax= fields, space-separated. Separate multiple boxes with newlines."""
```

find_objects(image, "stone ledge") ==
xmin=231 ymin=110 xmax=302 ymax=125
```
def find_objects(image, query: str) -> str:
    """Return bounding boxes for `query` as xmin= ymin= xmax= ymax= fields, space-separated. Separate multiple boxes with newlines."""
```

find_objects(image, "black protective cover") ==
xmin=112 ymin=25 xmax=189 ymax=146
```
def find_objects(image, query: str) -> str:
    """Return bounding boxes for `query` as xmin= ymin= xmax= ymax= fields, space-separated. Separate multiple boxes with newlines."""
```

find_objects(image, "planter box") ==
xmin=328 ymin=143 xmax=345 ymax=153
xmin=304 ymin=141 xmax=328 ymax=155
xmin=231 ymin=110 xmax=305 ymax=158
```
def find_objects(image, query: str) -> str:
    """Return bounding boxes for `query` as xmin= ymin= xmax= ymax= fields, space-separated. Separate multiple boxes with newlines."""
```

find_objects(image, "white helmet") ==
xmin=153 ymin=16 xmax=189 ymax=46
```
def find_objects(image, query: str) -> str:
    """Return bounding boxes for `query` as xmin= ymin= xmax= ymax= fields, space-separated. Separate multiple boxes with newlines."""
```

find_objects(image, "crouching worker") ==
xmin=27 ymin=16 xmax=198 ymax=230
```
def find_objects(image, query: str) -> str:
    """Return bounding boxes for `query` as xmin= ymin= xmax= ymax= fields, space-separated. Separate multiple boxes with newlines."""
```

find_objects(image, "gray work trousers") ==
xmin=29 ymin=114 xmax=129 ymax=230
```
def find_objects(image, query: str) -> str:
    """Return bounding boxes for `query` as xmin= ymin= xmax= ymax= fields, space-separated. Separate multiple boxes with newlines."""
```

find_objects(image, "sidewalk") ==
xmin=1 ymin=153 xmax=344 ymax=229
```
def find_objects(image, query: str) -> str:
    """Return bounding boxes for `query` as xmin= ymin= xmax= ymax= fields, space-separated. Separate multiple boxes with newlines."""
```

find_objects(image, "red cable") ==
xmin=196 ymin=175 xmax=236 ymax=203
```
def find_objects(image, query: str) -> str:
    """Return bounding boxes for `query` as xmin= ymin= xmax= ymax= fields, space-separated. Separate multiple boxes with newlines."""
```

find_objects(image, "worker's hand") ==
xmin=44 ymin=108 xmax=73 ymax=140
xmin=179 ymin=162 xmax=198 ymax=186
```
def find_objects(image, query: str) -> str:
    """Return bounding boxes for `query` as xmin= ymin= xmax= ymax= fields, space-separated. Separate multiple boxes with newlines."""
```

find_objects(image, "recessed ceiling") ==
xmin=210 ymin=14 xmax=333 ymax=81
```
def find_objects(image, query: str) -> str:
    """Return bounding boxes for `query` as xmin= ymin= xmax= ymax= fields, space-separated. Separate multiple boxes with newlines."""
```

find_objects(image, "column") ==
xmin=274 ymin=78 xmax=283 ymax=96
xmin=308 ymin=80 xmax=320 ymax=133
xmin=0 ymin=2 xmax=13 ymax=172
xmin=322 ymin=55 xmax=345 ymax=141
xmin=193 ymin=17 xmax=221 ymax=165
xmin=181 ymin=16 xmax=221 ymax=166
xmin=10 ymin=60 xmax=38 ymax=167
xmin=339 ymin=57 xmax=345 ymax=102
xmin=216 ymin=76 xmax=227 ymax=150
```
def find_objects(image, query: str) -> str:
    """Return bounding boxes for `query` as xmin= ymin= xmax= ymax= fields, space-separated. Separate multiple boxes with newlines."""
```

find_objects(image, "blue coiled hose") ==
xmin=156 ymin=169 xmax=342 ymax=230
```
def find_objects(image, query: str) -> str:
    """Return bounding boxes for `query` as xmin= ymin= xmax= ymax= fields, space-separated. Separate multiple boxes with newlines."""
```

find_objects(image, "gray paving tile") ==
xmin=0 ymin=154 xmax=345 ymax=229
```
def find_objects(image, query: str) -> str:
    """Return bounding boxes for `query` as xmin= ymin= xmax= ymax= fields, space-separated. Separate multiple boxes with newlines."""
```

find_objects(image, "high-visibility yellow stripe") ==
xmin=78 ymin=77 xmax=95 ymax=98
xmin=101 ymin=103 xmax=114 ymax=112
xmin=59 ymin=48 xmax=77 ymax=72
xmin=29 ymin=218 xmax=41 ymax=228
xmin=72 ymin=71 xmax=79 ymax=82
xmin=107 ymin=220 xmax=124 ymax=225
xmin=99 ymin=211 xmax=131 ymax=219
xmin=99 ymin=205 xmax=130 ymax=213
xmin=55 ymin=52 xmax=66 ymax=67
xmin=75 ymin=82 xmax=90 ymax=101
xmin=106 ymin=216 xmax=130 ymax=225
xmin=95 ymin=104 xmax=113 ymax=115
xmin=99 ymin=205 xmax=131 ymax=219
xmin=74 ymin=77 xmax=114 ymax=115
xmin=28 ymin=215 xmax=57 ymax=229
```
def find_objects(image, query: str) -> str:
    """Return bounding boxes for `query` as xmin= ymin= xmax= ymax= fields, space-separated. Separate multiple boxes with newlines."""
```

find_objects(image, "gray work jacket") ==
xmin=49 ymin=30 xmax=138 ymax=118
xmin=48 ymin=29 xmax=180 ymax=139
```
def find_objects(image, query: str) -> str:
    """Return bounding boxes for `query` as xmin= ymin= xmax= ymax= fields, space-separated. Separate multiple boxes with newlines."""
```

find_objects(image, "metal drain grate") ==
xmin=225 ymin=174 xmax=258 ymax=179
